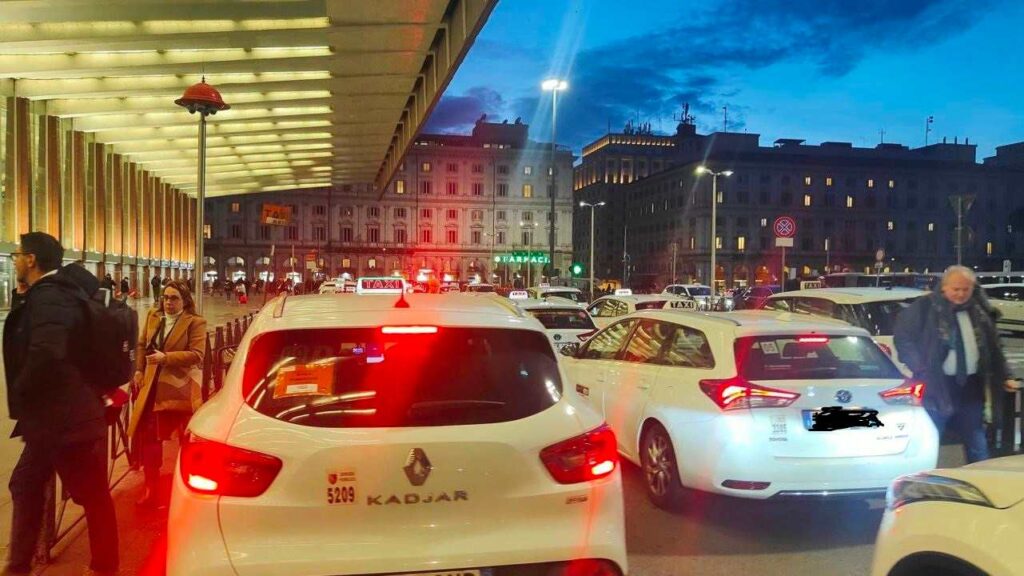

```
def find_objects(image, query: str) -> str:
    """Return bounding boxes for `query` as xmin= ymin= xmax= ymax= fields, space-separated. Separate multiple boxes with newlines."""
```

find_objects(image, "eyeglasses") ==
xmin=162 ymin=295 xmax=182 ymax=301
xmin=7 ymin=252 xmax=32 ymax=261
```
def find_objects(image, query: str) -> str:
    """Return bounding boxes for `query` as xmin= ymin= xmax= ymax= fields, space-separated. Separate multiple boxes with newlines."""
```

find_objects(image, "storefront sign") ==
xmin=494 ymin=252 xmax=550 ymax=264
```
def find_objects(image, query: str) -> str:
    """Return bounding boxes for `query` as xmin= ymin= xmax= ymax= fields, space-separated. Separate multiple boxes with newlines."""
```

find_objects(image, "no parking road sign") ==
xmin=774 ymin=216 xmax=796 ymax=238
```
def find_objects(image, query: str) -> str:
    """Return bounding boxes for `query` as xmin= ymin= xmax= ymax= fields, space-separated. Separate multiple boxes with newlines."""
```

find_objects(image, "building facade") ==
xmin=574 ymin=119 xmax=1024 ymax=290
xmin=204 ymin=120 xmax=575 ymax=285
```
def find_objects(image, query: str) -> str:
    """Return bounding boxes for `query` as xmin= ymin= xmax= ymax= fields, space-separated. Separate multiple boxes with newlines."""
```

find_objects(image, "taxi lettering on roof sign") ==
xmin=538 ymin=283 xmax=551 ymax=288
xmin=357 ymin=277 xmax=405 ymax=294
xmin=614 ymin=289 xmax=633 ymax=296
xmin=509 ymin=290 xmax=529 ymax=300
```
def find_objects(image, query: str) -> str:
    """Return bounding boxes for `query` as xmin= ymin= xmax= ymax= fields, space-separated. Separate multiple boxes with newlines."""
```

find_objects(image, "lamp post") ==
xmin=521 ymin=220 xmax=537 ymax=288
xmin=175 ymin=77 xmax=229 ymax=314
xmin=579 ymin=201 xmax=605 ymax=301
xmin=695 ymin=166 xmax=733 ymax=295
xmin=542 ymin=79 xmax=568 ymax=281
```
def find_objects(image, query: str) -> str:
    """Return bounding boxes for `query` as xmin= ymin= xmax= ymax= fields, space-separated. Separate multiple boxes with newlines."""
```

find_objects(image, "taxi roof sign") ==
xmin=508 ymin=290 xmax=529 ymax=299
xmin=538 ymin=282 xmax=551 ymax=288
xmin=614 ymin=288 xmax=633 ymax=296
xmin=356 ymin=277 xmax=405 ymax=294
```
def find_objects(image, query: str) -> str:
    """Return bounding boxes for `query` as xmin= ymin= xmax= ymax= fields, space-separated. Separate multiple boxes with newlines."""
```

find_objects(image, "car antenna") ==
xmin=394 ymin=290 xmax=410 ymax=309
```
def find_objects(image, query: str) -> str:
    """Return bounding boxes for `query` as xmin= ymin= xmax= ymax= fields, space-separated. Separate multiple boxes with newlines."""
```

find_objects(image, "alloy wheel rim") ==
xmin=644 ymin=433 xmax=673 ymax=497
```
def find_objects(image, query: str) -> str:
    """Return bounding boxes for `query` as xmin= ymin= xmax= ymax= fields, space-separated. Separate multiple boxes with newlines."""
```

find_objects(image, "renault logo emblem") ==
xmin=403 ymin=448 xmax=433 ymax=487
xmin=835 ymin=389 xmax=853 ymax=404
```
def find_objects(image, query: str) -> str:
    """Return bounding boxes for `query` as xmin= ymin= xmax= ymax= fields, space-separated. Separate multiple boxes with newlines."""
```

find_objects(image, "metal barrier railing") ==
xmin=36 ymin=310 xmax=258 ymax=563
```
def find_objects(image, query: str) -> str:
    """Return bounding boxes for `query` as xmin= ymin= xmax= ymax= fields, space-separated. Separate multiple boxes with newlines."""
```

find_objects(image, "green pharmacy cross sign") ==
xmin=494 ymin=251 xmax=550 ymax=264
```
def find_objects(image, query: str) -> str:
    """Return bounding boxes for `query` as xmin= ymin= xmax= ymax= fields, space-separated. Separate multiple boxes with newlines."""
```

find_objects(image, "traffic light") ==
xmin=571 ymin=263 xmax=584 ymax=276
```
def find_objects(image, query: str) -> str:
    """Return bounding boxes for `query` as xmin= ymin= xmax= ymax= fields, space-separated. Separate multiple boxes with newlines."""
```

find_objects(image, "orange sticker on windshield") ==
xmin=272 ymin=362 xmax=334 ymax=399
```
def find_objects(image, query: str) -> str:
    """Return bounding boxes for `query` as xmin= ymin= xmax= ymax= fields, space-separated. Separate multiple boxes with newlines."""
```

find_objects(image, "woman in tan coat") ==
xmin=129 ymin=279 xmax=206 ymax=506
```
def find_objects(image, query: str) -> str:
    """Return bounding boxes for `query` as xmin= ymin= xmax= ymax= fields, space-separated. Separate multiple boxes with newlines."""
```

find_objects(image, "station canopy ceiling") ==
xmin=0 ymin=0 xmax=495 ymax=196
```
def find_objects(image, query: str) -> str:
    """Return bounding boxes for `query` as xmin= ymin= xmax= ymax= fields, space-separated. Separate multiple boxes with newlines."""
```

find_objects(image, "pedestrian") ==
xmin=894 ymin=265 xmax=1021 ymax=463
xmin=101 ymin=273 xmax=115 ymax=293
xmin=151 ymin=273 xmax=162 ymax=304
xmin=2 ymin=232 xmax=119 ymax=575
xmin=235 ymin=279 xmax=248 ymax=304
xmin=120 ymin=276 xmax=130 ymax=298
xmin=129 ymin=279 xmax=206 ymax=507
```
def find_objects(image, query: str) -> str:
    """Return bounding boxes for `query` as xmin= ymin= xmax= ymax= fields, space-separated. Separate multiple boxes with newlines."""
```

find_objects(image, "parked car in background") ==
xmin=982 ymin=283 xmax=1024 ymax=333
xmin=733 ymin=285 xmax=781 ymax=310
xmin=586 ymin=290 xmax=696 ymax=330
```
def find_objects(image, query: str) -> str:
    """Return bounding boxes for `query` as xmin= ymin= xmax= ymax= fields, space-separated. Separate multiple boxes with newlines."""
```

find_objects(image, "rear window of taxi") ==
xmin=527 ymin=308 xmax=596 ymax=330
xmin=242 ymin=327 xmax=561 ymax=428
xmin=736 ymin=335 xmax=901 ymax=380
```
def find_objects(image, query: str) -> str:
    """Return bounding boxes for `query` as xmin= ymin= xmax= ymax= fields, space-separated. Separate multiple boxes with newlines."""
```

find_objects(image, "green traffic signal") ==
xmin=571 ymin=263 xmax=584 ymax=276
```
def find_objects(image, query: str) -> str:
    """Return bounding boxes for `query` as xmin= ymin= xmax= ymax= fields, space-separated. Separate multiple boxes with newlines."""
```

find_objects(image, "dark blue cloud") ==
xmin=421 ymin=86 xmax=506 ymax=134
xmin=429 ymin=0 xmax=1002 ymax=150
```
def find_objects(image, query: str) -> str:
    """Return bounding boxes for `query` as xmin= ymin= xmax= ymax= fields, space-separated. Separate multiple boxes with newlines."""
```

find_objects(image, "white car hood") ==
xmin=934 ymin=455 xmax=1024 ymax=509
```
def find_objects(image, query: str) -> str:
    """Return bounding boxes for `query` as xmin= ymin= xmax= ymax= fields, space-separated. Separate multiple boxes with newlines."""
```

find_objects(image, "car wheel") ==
xmin=640 ymin=423 xmax=684 ymax=510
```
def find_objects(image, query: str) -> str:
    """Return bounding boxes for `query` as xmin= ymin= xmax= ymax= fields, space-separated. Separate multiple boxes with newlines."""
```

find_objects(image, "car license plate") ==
xmin=802 ymin=407 xmax=883 ymax=431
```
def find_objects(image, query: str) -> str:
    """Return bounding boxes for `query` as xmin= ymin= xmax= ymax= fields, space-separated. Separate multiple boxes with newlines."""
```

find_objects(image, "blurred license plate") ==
xmin=393 ymin=571 xmax=484 ymax=576
xmin=802 ymin=407 xmax=882 ymax=432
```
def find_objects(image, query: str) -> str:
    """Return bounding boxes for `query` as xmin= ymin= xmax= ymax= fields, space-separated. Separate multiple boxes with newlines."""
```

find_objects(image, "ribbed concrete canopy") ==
xmin=0 ymin=0 xmax=496 ymax=196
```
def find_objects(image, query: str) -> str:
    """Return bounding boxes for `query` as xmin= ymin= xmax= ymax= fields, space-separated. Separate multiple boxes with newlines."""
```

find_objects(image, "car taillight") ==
xmin=180 ymin=432 xmax=283 ymax=497
xmin=699 ymin=376 xmax=801 ymax=411
xmin=879 ymin=380 xmax=925 ymax=406
xmin=381 ymin=325 xmax=438 ymax=334
xmin=876 ymin=342 xmax=893 ymax=356
xmin=576 ymin=329 xmax=597 ymax=342
xmin=540 ymin=424 xmax=618 ymax=484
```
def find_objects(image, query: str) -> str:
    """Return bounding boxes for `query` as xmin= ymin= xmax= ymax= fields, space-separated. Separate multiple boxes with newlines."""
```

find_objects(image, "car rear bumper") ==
xmin=168 ymin=469 xmax=627 ymax=576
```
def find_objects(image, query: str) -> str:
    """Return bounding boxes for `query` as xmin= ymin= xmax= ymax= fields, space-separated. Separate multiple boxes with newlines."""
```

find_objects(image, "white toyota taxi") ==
xmin=514 ymin=299 xmax=598 ymax=354
xmin=560 ymin=310 xmax=939 ymax=509
xmin=167 ymin=278 xmax=627 ymax=576
xmin=587 ymin=290 xmax=696 ymax=330
xmin=872 ymin=455 xmax=1024 ymax=576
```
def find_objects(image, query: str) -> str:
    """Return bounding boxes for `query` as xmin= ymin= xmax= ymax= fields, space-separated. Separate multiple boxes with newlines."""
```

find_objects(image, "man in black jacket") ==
xmin=2 ymin=232 xmax=119 ymax=576
xmin=150 ymin=273 xmax=162 ymax=304
xmin=894 ymin=265 xmax=1020 ymax=463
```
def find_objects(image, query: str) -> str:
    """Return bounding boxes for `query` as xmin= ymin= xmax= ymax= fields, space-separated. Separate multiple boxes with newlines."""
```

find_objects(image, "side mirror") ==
xmin=559 ymin=343 xmax=580 ymax=357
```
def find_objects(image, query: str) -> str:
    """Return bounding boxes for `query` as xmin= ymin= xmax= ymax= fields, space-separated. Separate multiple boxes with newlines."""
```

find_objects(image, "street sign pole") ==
xmin=781 ymin=245 xmax=786 ymax=288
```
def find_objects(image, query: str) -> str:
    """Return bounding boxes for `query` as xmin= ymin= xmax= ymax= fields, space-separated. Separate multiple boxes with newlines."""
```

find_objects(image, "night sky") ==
xmin=424 ymin=0 xmax=1024 ymax=160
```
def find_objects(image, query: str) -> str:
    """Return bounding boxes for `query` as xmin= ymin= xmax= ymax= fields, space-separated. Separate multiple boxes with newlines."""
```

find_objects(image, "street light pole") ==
xmin=542 ymin=79 xmax=568 ymax=281
xmin=580 ymin=201 xmax=605 ymax=301
xmin=175 ymin=77 xmax=229 ymax=315
xmin=695 ymin=166 xmax=733 ymax=293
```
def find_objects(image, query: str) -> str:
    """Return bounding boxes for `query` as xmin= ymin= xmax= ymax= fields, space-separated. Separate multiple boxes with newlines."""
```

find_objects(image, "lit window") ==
xmin=524 ymin=165 xmax=533 ymax=176
xmin=889 ymin=179 xmax=896 ymax=189
xmin=804 ymin=176 xmax=812 ymax=186
xmin=715 ymin=236 xmax=723 ymax=249
xmin=716 ymin=190 xmax=723 ymax=203
xmin=203 ymin=224 xmax=211 ymax=239
xmin=887 ymin=221 xmax=895 ymax=231
xmin=846 ymin=195 xmax=854 ymax=208
xmin=368 ymin=258 xmax=377 ymax=269
xmin=803 ymin=194 xmax=812 ymax=207
xmin=986 ymin=242 xmax=994 ymax=255
xmin=760 ymin=218 xmax=768 ymax=227
xmin=230 ymin=202 xmax=240 ymax=213
xmin=689 ymin=236 xmax=695 ymax=250
xmin=523 ymin=184 xmax=533 ymax=198
xmin=928 ymin=223 xmax=935 ymax=232
xmin=395 ymin=180 xmax=405 ymax=195
xmin=421 ymin=162 xmax=432 ymax=173
xmin=826 ymin=177 xmax=833 ymax=187
xmin=867 ymin=179 xmax=875 ymax=188
xmin=737 ymin=236 xmax=746 ymax=251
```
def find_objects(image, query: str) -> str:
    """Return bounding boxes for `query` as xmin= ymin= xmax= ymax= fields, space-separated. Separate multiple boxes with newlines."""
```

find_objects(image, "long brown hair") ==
xmin=163 ymin=279 xmax=197 ymax=315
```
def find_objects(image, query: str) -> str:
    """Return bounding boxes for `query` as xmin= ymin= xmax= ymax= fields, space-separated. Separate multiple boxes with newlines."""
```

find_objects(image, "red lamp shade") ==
xmin=175 ymin=80 xmax=230 ymax=115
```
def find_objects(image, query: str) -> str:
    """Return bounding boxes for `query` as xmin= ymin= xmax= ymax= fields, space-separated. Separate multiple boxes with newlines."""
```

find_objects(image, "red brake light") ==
xmin=796 ymin=336 xmax=829 ymax=344
xmin=540 ymin=424 xmax=619 ymax=484
xmin=180 ymin=433 xmax=283 ymax=497
xmin=381 ymin=325 xmax=439 ymax=334
xmin=699 ymin=376 xmax=801 ymax=411
xmin=576 ymin=329 xmax=597 ymax=342
xmin=879 ymin=379 xmax=925 ymax=406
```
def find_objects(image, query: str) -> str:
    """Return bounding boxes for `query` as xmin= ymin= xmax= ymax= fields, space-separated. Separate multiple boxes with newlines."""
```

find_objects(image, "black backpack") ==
xmin=78 ymin=288 xmax=139 ymax=393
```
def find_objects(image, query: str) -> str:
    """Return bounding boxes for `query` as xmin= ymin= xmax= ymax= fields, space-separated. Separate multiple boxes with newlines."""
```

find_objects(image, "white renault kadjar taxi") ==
xmin=587 ymin=290 xmax=696 ymax=330
xmin=167 ymin=278 xmax=627 ymax=576
xmin=560 ymin=310 xmax=939 ymax=509
xmin=872 ymin=455 xmax=1024 ymax=576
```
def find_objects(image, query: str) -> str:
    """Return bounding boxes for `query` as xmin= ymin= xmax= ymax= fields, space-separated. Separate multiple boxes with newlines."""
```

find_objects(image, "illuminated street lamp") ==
xmin=542 ymin=78 xmax=568 ymax=279
xmin=175 ymin=77 xmax=229 ymax=313
xmin=695 ymin=166 xmax=733 ymax=293
xmin=579 ymin=200 xmax=605 ymax=301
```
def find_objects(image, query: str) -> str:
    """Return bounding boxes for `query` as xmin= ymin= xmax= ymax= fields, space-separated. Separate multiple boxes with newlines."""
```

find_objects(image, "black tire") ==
xmin=639 ymin=422 xmax=684 ymax=510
